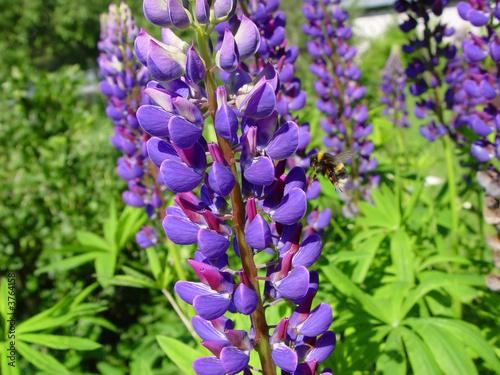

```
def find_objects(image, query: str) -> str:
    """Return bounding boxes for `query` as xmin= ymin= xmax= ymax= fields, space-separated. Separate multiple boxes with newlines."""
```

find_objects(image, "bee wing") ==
xmin=332 ymin=148 xmax=361 ymax=163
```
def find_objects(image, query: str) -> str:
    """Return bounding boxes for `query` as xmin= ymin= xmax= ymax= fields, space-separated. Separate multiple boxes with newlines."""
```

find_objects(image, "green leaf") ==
xmin=35 ymin=253 xmax=100 ymax=275
xmin=156 ymin=336 xmax=199 ymax=374
xmin=400 ymin=272 xmax=485 ymax=318
xmin=390 ymin=229 xmax=414 ymax=284
xmin=47 ymin=245 xmax=108 ymax=254
xmin=146 ymin=247 xmax=162 ymax=282
xmin=106 ymin=275 xmax=157 ymax=289
xmin=406 ymin=319 xmax=478 ymax=375
xmin=352 ymin=234 xmax=385 ymax=283
xmin=417 ymin=254 xmax=471 ymax=272
xmin=17 ymin=333 xmax=101 ymax=350
xmin=103 ymin=200 xmax=118 ymax=251
xmin=16 ymin=341 xmax=71 ymax=375
xmin=69 ymin=282 xmax=99 ymax=310
xmin=76 ymin=230 xmax=110 ymax=251
xmin=376 ymin=329 xmax=406 ymax=375
xmin=117 ymin=206 xmax=147 ymax=250
xmin=97 ymin=362 xmax=126 ymax=375
xmin=0 ymin=341 xmax=20 ymax=375
xmin=94 ymin=251 xmax=117 ymax=288
xmin=321 ymin=264 xmax=389 ymax=323
xmin=399 ymin=326 xmax=442 ymax=375
xmin=80 ymin=317 xmax=119 ymax=333
xmin=331 ymin=251 xmax=372 ymax=263
xmin=422 ymin=318 xmax=500 ymax=373
xmin=130 ymin=359 xmax=154 ymax=375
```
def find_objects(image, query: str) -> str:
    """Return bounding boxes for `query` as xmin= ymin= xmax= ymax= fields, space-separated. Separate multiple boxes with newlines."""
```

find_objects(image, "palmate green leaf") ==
xmin=35 ymin=252 xmax=100 ymax=275
xmin=156 ymin=336 xmax=199 ymax=375
xmin=322 ymin=264 xmax=389 ymax=323
xmin=399 ymin=326 xmax=442 ymax=375
xmin=15 ymin=293 xmax=74 ymax=332
xmin=117 ymin=205 xmax=147 ymax=249
xmin=331 ymin=251 xmax=372 ymax=263
xmin=421 ymin=318 xmax=500 ymax=373
xmin=0 ymin=342 xmax=21 ymax=375
xmin=16 ymin=333 xmax=101 ymax=350
xmin=16 ymin=341 xmax=71 ymax=375
xmin=373 ymin=282 xmax=413 ymax=325
xmin=376 ymin=329 xmax=406 ymax=375
xmin=390 ymin=229 xmax=414 ymax=284
xmin=400 ymin=272 xmax=485 ymax=319
xmin=406 ymin=319 xmax=478 ymax=375
xmin=402 ymin=177 xmax=424 ymax=224
xmin=352 ymin=234 xmax=385 ymax=283
xmin=76 ymin=230 xmax=110 ymax=251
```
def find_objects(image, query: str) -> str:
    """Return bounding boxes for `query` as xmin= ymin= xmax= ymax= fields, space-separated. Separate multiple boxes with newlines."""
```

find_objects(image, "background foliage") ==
xmin=1 ymin=0 xmax=499 ymax=374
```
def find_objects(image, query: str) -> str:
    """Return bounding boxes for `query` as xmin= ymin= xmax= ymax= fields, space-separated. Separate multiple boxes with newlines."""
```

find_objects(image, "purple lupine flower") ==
xmin=380 ymin=48 xmax=409 ymax=128
xmin=396 ymin=0 xmax=457 ymax=142
xmin=302 ymin=0 xmax=378 ymax=217
xmin=98 ymin=3 xmax=166 ymax=247
xmin=133 ymin=0 xmax=337 ymax=372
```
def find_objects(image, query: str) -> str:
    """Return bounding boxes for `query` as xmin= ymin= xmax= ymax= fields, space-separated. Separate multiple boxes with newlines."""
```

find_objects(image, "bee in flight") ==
xmin=309 ymin=148 xmax=360 ymax=192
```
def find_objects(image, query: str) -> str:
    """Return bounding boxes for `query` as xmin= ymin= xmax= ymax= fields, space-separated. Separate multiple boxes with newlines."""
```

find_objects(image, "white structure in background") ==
xmin=343 ymin=1 xmax=470 ymax=53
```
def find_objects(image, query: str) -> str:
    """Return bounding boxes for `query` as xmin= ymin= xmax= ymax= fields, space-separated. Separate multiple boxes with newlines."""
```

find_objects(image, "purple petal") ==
xmin=169 ymin=116 xmax=203 ymax=149
xmin=174 ymin=281 xmax=212 ymax=304
xmin=137 ymin=105 xmax=173 ymax=137
xmin=208 ymin=162 xmax=235 ymax=197
xmin=220 ymin=347 xmax=250 ymax=375
xmin=272 ymin=342 xmax=298 ymax=372
xmin=234 ymin=16 xmax=261 ymax=59
xmin=239 ymin=79 xmax=276 ymax=119
xmin=186 ymin=43 xmax=206 ymax=83
xmin=266 ymin=121 xmax=299 ymax=160
xmin=160 ymin=159 xmax=203 ymax=192
xmin=471 ymin=140 xmax=495 ymax=163
xmin=233 ymin=283 xmax=258 ymax=315
xmin=464 ymin=79 xmax=481 ymax=98
xmin=195 ymin=0 xmax=210 ymax=24
xmin=192 ymin=357 xmax=226 ymax=375
xmin=292 ymin=233 xmax=322 ymax=269
xmin=216 ymin=28 xmax=239 ymax=72
xmin=135 ymin=227 xmax=158 ymax=248
xmin=215 ymin=103 xmax=239 ymax=144
xmin=163 ymin=214 xmax=200 ymax=244
xmin=275 ymin=266 xmax=309 ymax=300
xmin=271 ymin=188 xmax=307 ymax=225
xmin=457 ymin=2 xmax=471 ymax=20
xmin=198 ymin=228 xmax=230 ymax=259
xmin=147 ymin=137 xmax=178 ymax=167
xmin=468 ymin=9 xmax=490 ymax=26
xmin=214 ymin=0 xmax=236 ymax=20
xmin=191 ymin=316 xmax=227 ymax=341
xmin=193 ymin=293 xmax=231 ymax=320
xmin=297 ymin=303 xmax=333 ymax=337
xmin=245 ymin=215 xmax=271 ymax=250
xmin=284 ymin=166 xmax=307 ymax=196
xmin=244 ymin=156 xmax=275 ymax=186
xmin=122 ymin=191 xmax=145 ymax=207
xmin=472 ymin=118 xmax=493 ymax=137
xmin=147 ymin=40 xmax=186 ymax=82
xmin=304 ymin=331 xmax=336 ymax=362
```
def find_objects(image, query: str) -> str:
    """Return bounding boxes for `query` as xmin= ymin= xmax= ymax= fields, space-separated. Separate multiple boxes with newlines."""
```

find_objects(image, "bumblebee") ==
xmin=309 ymin=149 xmax=360 ymax=191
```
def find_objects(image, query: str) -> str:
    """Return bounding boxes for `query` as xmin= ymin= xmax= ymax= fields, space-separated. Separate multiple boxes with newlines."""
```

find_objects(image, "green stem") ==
xmin=443 ymin=135 xmax=458 ymax=249
xmin=168 ymin=240 xmax=186 ymax=282
xmin=162 ymin=288 xmax=198 ymax=342
xmin=196 ymin=30 xmax=276 ymax=374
